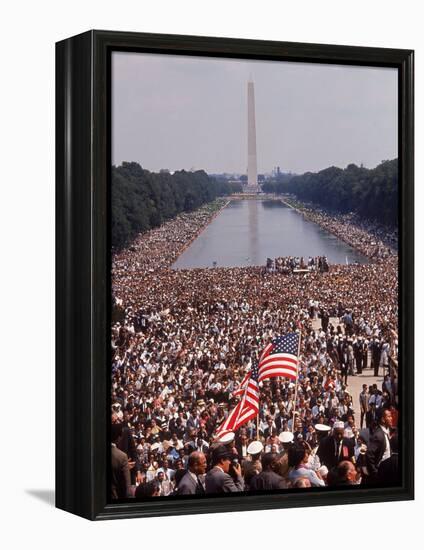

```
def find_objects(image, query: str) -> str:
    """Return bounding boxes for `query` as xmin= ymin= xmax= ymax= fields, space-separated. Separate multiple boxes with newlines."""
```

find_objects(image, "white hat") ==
xmin=333 ymin=421 xmax=345 ymax=430
xmin=279 ymin=431 xmax=294 ymax=444
xmin=315 ymin=423 xmax=331 ymax=432
xmin=219 ymin=432 xmax=235 ymax=444
xmin=150 ymin=442 xmax=160 ymax=451
xmin=247 ymin=441 xmax=264 ymax=455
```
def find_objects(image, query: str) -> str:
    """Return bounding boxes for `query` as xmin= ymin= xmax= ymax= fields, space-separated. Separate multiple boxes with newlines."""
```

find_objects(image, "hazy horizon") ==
xmin=112 ymin=52 xmax=398 ymax=174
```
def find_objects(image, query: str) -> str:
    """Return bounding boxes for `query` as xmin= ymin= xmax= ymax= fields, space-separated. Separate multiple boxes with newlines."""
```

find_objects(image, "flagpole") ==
xmin=291 ymin=330 xmax=302 ymax=433
xmin=256 ymin=412 xmax=260 ymax=440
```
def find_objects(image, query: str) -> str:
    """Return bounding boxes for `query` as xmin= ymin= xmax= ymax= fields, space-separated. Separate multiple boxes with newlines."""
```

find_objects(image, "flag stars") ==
xmin=250 ymin=360 xmax=259 ymax=380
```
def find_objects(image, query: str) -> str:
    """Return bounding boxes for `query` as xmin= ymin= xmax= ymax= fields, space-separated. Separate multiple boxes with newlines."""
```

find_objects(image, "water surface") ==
xmin=173 ymin=200 xmax=368 ymax=269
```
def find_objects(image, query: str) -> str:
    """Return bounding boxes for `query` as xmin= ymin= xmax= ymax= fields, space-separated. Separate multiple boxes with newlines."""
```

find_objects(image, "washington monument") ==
xmin=247 ymin=79 xmax=258 ymax=190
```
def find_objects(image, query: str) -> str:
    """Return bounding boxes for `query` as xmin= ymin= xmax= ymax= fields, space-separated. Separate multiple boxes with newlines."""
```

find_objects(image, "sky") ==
xmin=112 ymin=52 xmax=398 ymax=175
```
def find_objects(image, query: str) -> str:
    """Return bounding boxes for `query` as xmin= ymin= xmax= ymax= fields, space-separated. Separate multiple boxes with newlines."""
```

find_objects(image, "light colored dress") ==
xmin=288 ymin=465 xmax=325 ymax=487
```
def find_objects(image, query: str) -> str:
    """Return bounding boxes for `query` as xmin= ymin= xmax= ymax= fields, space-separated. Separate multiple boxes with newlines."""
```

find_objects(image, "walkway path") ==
xmin=311 ymin=317 xmax=383 ymax=420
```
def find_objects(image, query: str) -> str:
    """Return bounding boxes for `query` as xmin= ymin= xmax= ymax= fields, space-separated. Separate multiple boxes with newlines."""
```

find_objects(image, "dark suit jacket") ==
xmin=235 ymin=443 xmax=249 ymax=460
xmin=263 ymin=427 xmax=275 ymax=439
xmin=111 ymin=445 xmax=131 ymax=499
xmin=249 ymin=470 xmax=286 ymax=491
xmin=366 ymin=425 xmax=390 ymax=478
xmin=317 ymin=435 xmax=355 ymax=470
xmin=376 ymin=453 xmax=399 ymax=485
xmin=118 ymin=426 xmax=137 ymax=461
xmin=275 ymin=414 xmax=286 ymax=432
xmin=205 ymin=466 xmax=244 ymax=494
xmin=177 ymin=471 xmax=204 ymax=495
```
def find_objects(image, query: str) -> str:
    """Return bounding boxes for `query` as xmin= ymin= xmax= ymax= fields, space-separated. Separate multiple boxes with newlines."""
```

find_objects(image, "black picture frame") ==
xmin=56 ymin=30 xmax=414 ymax=520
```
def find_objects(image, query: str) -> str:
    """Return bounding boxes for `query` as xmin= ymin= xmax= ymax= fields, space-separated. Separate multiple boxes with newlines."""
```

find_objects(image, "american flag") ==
xmin=215 ymin=361 xmax=260 ymax=438
xmin=258 ymin=333 xmax=300 ymax=382
xmin=232 ymin=371 xmax=251 ymax=398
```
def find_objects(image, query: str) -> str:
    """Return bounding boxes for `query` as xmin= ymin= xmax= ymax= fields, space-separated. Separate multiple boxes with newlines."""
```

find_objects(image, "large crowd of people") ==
xmin=110 ymin=197 xmax=399 ymax=500
xmin=284 ymin=198 xmax=398 ymax=260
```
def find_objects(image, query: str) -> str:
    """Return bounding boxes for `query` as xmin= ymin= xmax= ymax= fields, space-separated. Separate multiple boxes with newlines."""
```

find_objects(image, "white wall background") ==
xmin=0 ymin=0 xmax=420 ymax=546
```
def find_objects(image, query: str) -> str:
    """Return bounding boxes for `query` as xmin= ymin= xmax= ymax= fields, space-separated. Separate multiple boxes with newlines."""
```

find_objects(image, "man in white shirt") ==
xmin=312 ymin=398 xmax=325 ymax=419
xmin=156 ymin=458 xmax=175 ymax=481
xmin=369 ymin=389 xmax=383 ymax=409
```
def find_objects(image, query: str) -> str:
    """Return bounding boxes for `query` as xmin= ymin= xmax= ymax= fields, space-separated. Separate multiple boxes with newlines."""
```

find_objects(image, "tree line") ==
xmin=112 ymin=162 xmax=242 ymax=249
xmin=262 ymin=159 xmax=398 ymax=227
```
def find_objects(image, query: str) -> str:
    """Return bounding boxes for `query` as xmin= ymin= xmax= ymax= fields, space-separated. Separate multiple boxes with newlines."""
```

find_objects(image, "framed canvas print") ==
xmin=56 ymin=30 xmax=414 ymax=520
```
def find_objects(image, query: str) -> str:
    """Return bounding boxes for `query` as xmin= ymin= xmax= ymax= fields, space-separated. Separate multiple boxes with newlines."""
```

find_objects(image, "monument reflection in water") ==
xmin=172 ymin=200 xmax=368 ymax=269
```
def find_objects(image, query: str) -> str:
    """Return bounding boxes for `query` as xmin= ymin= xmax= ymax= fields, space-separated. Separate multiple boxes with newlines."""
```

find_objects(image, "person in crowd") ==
xmin=156 ymin=458 xmax=175 ymax=481
xmin=242 ymin=440 xmax=263 ymax=489
xmin=156 ymin=470 xmax=173 ymax=496
xmin=287 ymin=444 xmax=325 ymax=487
xmin=372 ymin=339 xmax=382 ymax=376
xmin=249 ymin=452 xmax=287 ymax=491
xmin=317 ymin=421 xmax=355 ymax=470
xmin=366 ymin=409 xmax=394 ymax=482
xmin=366 ymin=402 xmax=378 ymax=434
xmin=177 ymin=451 xmax=207 ymax=495
xmin=307 ymin=423 xmax=329 ymax=471
xmin=135 ymin=480 xmax=160 ymax=498
xmin=236 ymin=433 xmax=250 ymax=460
xmin=172 ymin=458 xmax=186 ymax=488
xmin=111 ymin=423 xmax=132 ymax=499
xmin=359 ymin=384 xmax=369 ymax=429
xmin=333 ymin=460 xmax=358 ymax=486
xmin=205 ymin=446 xmax=244 ymax=493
